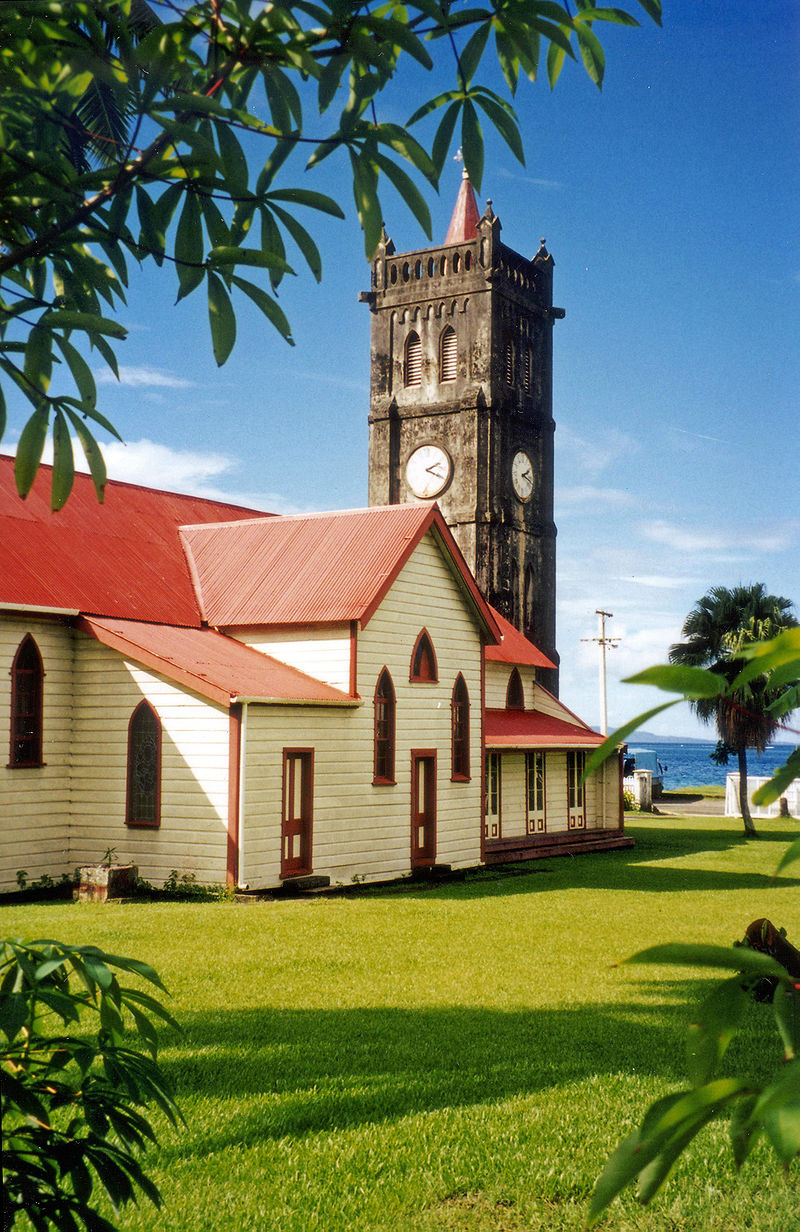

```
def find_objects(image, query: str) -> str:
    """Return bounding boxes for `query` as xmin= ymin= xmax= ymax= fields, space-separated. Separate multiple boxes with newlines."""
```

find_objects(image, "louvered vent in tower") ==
xmin=440 ymin=327 xmax=457 ymax=382
xmin=405 ymin=332 xmax=422 ymax=386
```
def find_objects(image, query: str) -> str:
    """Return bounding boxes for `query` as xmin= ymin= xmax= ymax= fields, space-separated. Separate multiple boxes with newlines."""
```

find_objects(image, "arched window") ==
xmin=451 ymin=675 xmax=470 ymax=781
xmin=410 ymin=630 xmax=438 ymax=682
xmin=506 ymin=667 xmax=525 ymax=711
xmin=373 ymin=669 xmax=396 ymax=784
xmin=126 ymin=701 xmax=161 ymax=827
xmin=9 ymin=635 xmax=43 ymax=767
xmin=523 ymin=346 xmax=532 ymax=392
xmin=440 ymin=326 xmax=457 ymax=382
xmin=404 ymin=331 xmax=422 ymax=387
xmin=505 ymin=338 xmax=515 ymax=386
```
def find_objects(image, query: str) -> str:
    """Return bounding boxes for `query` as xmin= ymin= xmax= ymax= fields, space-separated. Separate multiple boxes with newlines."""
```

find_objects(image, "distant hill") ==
xmin=595 ymin=729 xmax=796 ymax=747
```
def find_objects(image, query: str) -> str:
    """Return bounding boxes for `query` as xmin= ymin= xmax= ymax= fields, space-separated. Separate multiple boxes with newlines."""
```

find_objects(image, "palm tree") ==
xmin=669 ymin=584 xmax=797 ymax=835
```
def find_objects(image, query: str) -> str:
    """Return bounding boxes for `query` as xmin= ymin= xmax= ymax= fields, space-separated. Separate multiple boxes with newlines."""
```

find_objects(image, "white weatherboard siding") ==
xmin=242 ymin=531 xmax=484 ymax=889
xmin=232 ymin=626 xmax=351 ymax=693
xmin=70 ymin=635 xmax=230 ymax=886
xmin=0 ymin=616 xmax=74 ymax=892
xmin=486 ymin=661 xmax=535 ymax=710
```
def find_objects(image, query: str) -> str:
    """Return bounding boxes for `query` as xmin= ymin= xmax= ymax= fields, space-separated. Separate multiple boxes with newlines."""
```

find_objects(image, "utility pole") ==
xmin=581 ymin=610 xmax=619 ymax=736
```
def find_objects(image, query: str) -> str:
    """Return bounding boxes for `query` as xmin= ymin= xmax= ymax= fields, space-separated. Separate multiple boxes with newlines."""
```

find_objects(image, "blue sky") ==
xmin=4 ymin=1 xmax=799 ymax=739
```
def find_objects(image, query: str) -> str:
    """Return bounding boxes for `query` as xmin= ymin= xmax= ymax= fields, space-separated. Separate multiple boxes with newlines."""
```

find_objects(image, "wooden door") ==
xmin=282 ymin=749 xmax=313 ymax=876
xmin=411 ymin=750 xmax=436 ymax=867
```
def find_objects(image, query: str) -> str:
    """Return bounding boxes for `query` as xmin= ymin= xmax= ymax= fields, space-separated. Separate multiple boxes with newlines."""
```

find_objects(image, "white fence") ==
xmin=725 ymin=774 xmax=800 ymax=819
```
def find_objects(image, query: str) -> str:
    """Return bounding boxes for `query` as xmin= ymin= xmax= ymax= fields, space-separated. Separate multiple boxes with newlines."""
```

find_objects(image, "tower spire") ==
xmin=443 ymin=161 xmax=481 ymax=244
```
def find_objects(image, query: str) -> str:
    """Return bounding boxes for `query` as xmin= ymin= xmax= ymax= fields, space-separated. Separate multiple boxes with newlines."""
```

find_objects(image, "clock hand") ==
xmin=426 ymin=465 xmax=444 ymax=477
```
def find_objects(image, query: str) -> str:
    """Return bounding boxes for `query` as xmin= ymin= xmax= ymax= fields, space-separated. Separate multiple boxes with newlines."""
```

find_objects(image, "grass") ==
xmin=663 ymin=784 xmax=726 ymax=799
xmin=4 ymin=816 xmax=800 ymax=1231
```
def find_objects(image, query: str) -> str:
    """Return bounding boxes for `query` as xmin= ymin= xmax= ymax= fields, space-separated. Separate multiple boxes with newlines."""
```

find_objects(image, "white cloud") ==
xmin=94 ymin=365 xmax=194 ymax=388
xmin=556 ymin=424 xmax=640 ymax=479
xmin=1 ymin=436 xmax=314 ymax=516
xmin=494 ymin=167 xmax=566 ymax=191
xmin=618 ymin=573 xmax=701 ymax=590
xmin=639 ymin=518 xmax=800 ymax=556
xmin=556 ymin=485 xmax=637 ymax=510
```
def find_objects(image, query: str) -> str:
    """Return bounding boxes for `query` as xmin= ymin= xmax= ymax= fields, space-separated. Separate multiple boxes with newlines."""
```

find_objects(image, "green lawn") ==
xmin=4 ymin=817 xmax=800 ymax=1231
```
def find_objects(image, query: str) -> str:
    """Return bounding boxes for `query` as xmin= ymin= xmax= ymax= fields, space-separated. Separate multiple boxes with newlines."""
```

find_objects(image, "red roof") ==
xmin=181 ymin=504 xmax=499 ymax=636
xmin=81 ymin=617 xmax=353 ymax=707
xmin=485 ymin=708 xmax=605 ymax=749
xmin=485 ymin=607 xmax=556 ymax=669
xmin=0 ymin=457 xmax=267 ymax=625
xmin=444 ymin=172 xmax=481 ymax=244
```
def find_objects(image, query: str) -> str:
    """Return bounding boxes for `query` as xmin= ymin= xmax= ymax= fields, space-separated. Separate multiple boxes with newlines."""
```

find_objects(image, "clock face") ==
xmin=406 ymin=444 xmax=453 ymax=499
xmin=512 ymin=451 xmax=534 ymax=502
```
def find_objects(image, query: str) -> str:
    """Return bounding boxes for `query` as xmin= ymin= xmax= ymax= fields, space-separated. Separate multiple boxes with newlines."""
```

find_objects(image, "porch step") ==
xmin=276 ymin=874 xmax=332 ymax=895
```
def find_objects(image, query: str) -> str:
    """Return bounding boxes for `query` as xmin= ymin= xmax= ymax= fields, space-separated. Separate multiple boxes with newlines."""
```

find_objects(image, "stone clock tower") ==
xmin=362 ymin=173 xmax=563 ymax=692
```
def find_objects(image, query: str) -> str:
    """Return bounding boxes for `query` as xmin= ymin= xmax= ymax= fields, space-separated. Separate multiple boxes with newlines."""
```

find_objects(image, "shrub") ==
xmin=1 ymin=938 xmax=181 ymax=1230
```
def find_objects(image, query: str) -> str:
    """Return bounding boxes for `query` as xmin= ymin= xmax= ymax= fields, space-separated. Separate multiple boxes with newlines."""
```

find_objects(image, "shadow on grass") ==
xmin=159 ymin=988 xmax=733 ymax=1157
xmin=372 ymin=823 xmax=800 ymax=901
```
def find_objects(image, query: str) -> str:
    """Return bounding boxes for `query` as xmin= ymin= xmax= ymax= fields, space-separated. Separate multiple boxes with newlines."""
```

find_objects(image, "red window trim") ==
xmin=410 ymin=748 xmax=437 ymax=867
xmin=409 ymin=628 xmax=438 ymax=683
xmin=373 ymin=668 xmax=396 ymax=785
xmin=8 ymin=634 xmax=44 ymax=768
xmin=281 ymin=747 xmax=314 ymax=878
xmin=126 ymin=700 xmax=162 ymax=828
xmin=450 ymin=673 xmax=470 ymax=782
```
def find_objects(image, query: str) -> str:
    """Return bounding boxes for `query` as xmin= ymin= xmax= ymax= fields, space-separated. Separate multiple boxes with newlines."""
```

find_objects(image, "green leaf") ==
xmin=686 ymin=977 xmax=747 ymax=1086
xmin=431 ymin=101 xmax=462 ymax=179
xmin=626 ymin=943 xmax=789 ymax=980
xmin=473 ymin=91 xmax=525 ymax=164
xmin=773 ymin=983 xmax=800 ymax=1061
xmin=574 ymin=19 xmax=606 ymax=87
xmin=752 ymin=750 xmax=800 ymax=808
xmin=583 ymin=700 xmax=680 ymax=780
xmin=268 ymin=204 xmax=323 ymax=281
xmin=15 ymin=409 xmax=50 ymax=497
xmin=773 ymin=834 xmax=800 ymax=880
xmin=458 ymin=22 xmax=492 ymax=88
xmin=24 ymin=325 xmax=53 ymax=394
xmin=230 ymin=276 xmax=294 ymax=345
xmin=460 ymin=99 xmax=484 ymax=194
xmin=350 ymin=149 xmax=382 ymax=259
xmin=207 ymin=272 xmax=236 ymax=366
xmin=209 ymin=246 xmax=293 ymax=274
xmin=63 ymin=408 xmax=107 ymax=502
xmin=266 ymin=188 xmax=345 ymax=219
xmin=54 ymin=334 xmax=97 ymax=408
xmin=43 ymin=310 xmax=127 ymax=340
xmin=622 ymin=663 xmax=726 ymax=697
xmin=374 ymin=154 xmax=432 ymax=241
xmin=213 ymin=119 xmax=250 ymax=198
xmin=51 ymin=409 xmax=75 ymax=511
xmin=546 ymin=37 xmax=568 ymax=89
xmin=174 ymin=191 xmax=205 ymax=301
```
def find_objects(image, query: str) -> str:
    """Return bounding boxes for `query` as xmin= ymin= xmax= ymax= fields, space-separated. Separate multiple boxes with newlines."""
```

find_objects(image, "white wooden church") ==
xmin=0 ymin=180 xmax=629 ymax=894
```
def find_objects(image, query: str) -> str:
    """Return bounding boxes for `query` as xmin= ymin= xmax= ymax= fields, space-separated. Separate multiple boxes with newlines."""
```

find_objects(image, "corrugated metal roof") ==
xmin=1 ymin=457 xmax=268 ymax=625
xmin=485 ymin=607 xmax=556 ymax=669
xmin=181 ymin=503 xmax=499 ymax=635
xmin=485 ymin=708 xmax=605 ymax=749
xmin=81 ymin=617 xmax=354 ymax=707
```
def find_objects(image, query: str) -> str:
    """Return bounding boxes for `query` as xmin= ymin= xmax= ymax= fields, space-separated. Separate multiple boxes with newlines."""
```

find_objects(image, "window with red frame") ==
xmin=9 ymin=635 xmax=43 ymax=767
xmin=373 ymin=669 xmax=396 ymax=784
xmin=126 ymin=701 xmax=161 ymax=826
xmin=506 ymin=667 xmax=525 ymax=710
xmin=410 ymin=629 xmax=438 ymax=682
xmin=451 ymin=674 xmax=470 ymax=781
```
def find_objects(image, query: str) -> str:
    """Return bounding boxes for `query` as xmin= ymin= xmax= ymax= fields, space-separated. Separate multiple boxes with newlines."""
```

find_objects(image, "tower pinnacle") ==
xmin=443 ymin=171 xmax=481 ymax=245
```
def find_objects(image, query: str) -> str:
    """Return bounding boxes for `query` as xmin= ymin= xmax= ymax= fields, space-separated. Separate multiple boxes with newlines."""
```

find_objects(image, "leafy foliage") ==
xmin=586 ymin=623 xmax=800 ymax=839
xmin=587 ymin=935 xmax=800 ymax=1225
xmin=0 ymin=0 xmax=660 ymax=509
xmin=1 ymin=938 xmax=181 ymax=1230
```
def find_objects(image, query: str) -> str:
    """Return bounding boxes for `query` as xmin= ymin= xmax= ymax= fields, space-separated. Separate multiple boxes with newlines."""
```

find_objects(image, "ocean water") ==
xmin=636 ymin=742 xmax=798 ymax=791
